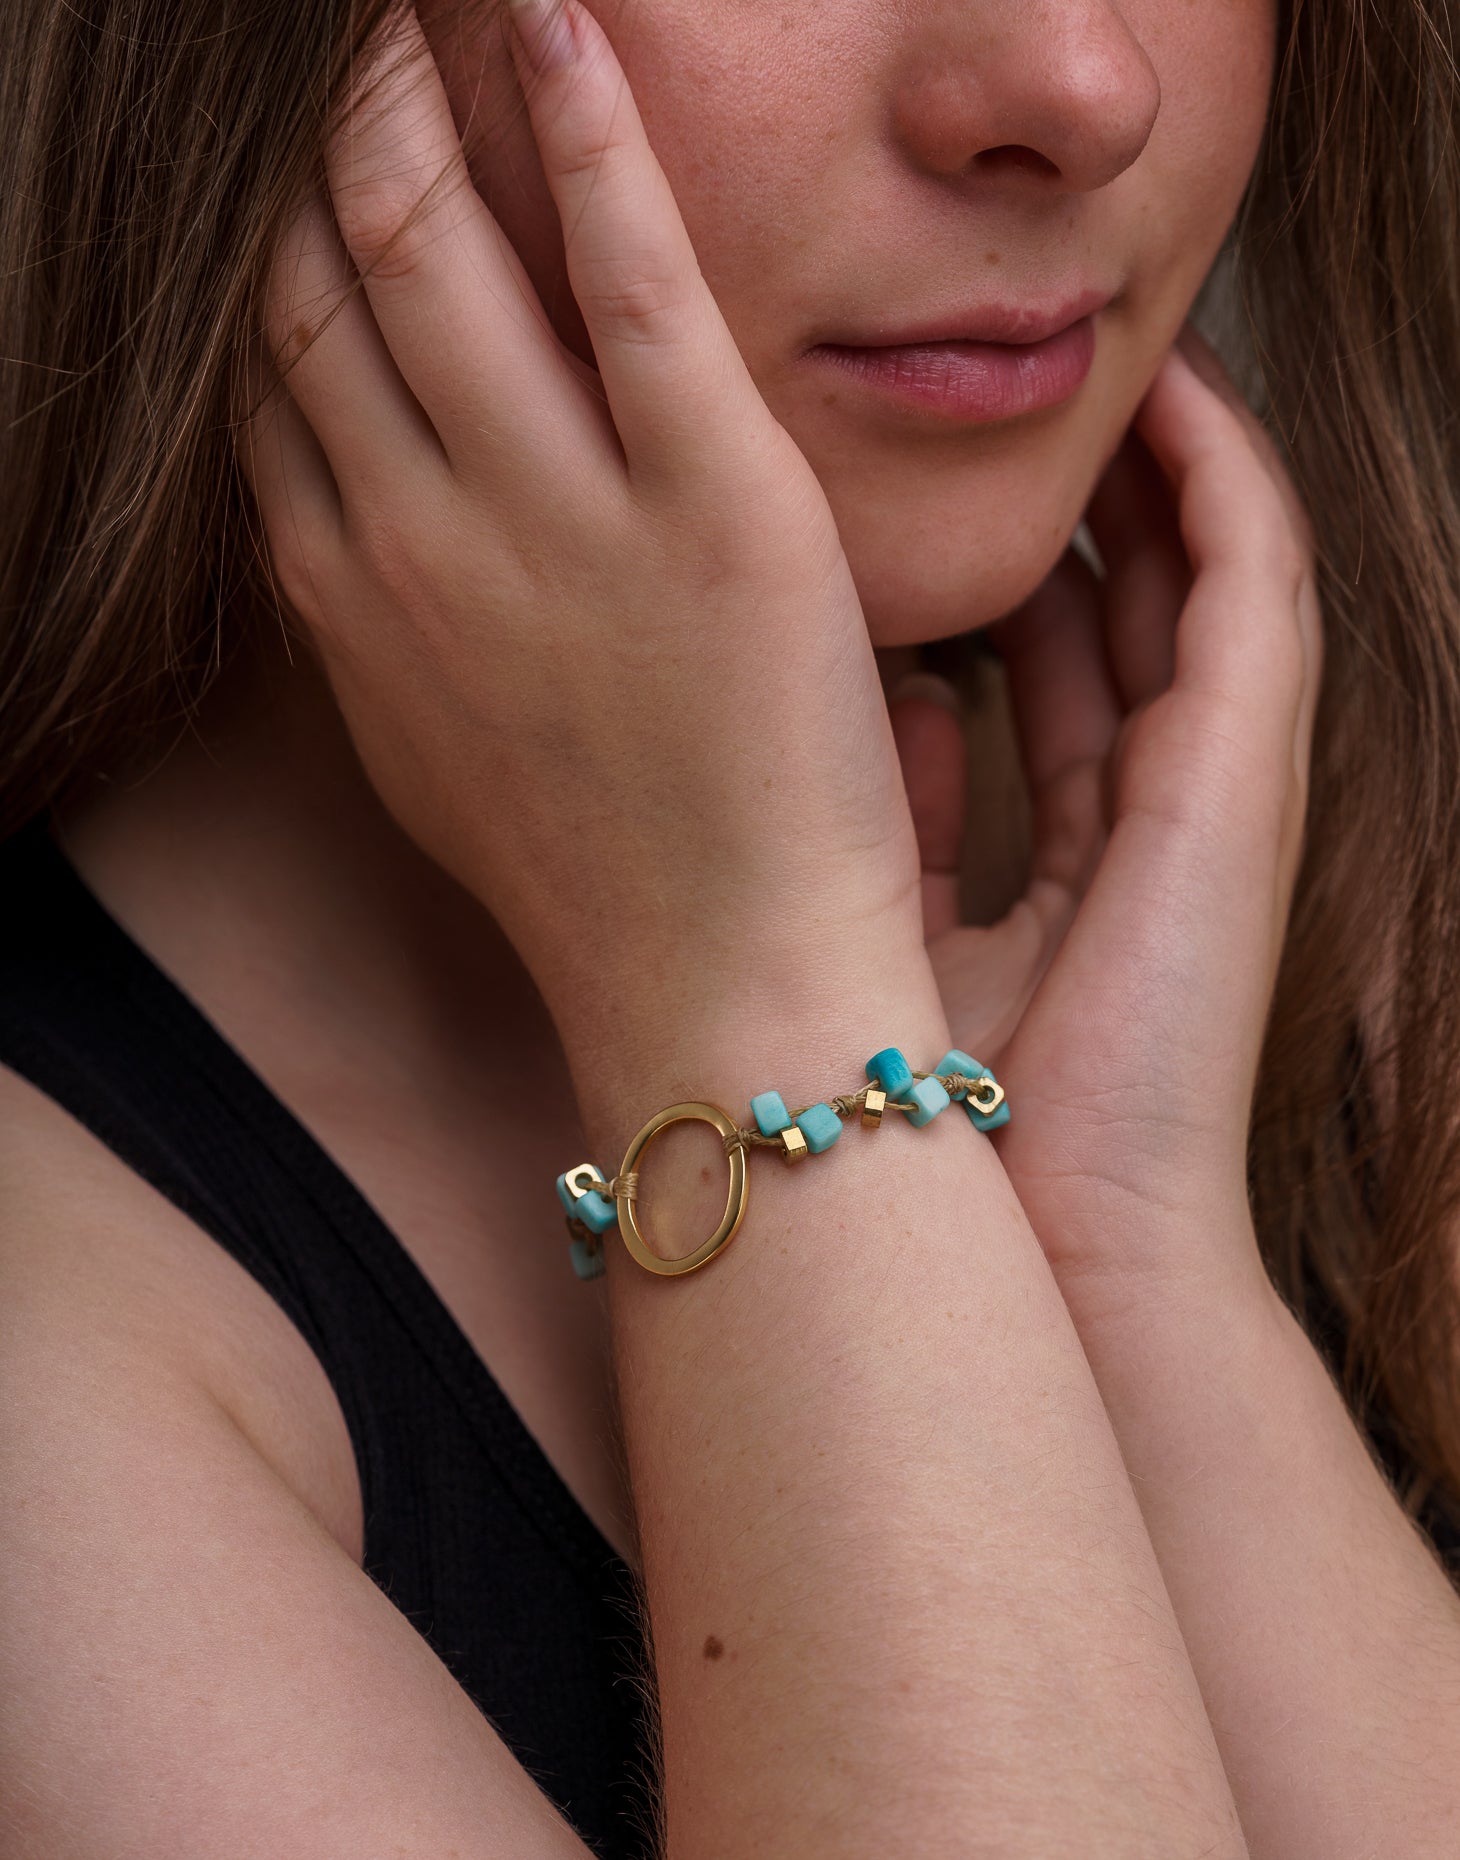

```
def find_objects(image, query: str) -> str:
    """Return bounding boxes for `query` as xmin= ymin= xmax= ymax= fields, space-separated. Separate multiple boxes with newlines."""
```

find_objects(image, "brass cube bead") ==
xmin=861 ymin=1088 xmax=887 ymax=1130
xmin=781 ymin=1125 xmax=809 ymax=1162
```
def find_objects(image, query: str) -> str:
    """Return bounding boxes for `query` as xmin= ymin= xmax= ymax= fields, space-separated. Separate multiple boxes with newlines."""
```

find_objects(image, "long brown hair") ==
xmin=0 ymin=0 xmax=396 ymax=817
xmin=1238 ymin=0 xmax=1460 ymax=1538
xmin=5 ymin=1 xmax=1460 ymax=1552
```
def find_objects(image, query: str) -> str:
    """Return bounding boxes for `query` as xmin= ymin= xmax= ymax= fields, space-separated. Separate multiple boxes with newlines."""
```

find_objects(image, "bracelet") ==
xmin=555 ymin=1045 xmax=1009 ymax=1281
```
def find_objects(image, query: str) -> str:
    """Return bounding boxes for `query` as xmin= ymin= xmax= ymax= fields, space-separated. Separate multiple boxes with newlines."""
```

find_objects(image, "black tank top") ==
xmin=9 ymin=816 xmax=1460 ymax=1843
xmin=0 ymin=821 xmax=657 ymax=1860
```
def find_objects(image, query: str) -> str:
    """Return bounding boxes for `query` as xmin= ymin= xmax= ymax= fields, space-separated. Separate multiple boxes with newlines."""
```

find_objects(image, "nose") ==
xmin=891 ymin=0 xmax=1161 ymax=195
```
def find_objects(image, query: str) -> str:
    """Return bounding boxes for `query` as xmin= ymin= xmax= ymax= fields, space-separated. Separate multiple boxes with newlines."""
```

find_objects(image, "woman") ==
xmin=4 ymin=0 xmax=1460 ymax=1853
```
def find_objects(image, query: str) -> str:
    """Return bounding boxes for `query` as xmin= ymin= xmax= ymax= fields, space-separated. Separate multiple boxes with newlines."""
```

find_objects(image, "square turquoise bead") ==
xmin=965 ymin=1095 xmax=1010 ymax=1133
xmin=866 ymin=1046 xmax=914 ymax=1099
xmin=555 ymin=1170 xmax=594 ymax=1218
xmin=903 ymin=1075 xmax=950 ymax=1127
xmin=569 ymin=1236 xmax=606 ymax=1280
xmin=574 ymin=1188 xmax=619 ymax=1234
xmin=751 ymin=1090 xmax=792 ymax=1137
xmin=934 ymin=1048 xmax=982 ymax=1101
xmin=556 ymin=1168 xmax=617 ymax=1231
xmin=795 ymin=1102 xmax=843 ymax=1153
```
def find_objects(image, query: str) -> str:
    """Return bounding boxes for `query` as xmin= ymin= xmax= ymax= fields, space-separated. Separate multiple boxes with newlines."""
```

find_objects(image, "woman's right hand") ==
xmin=241 ymin=0 xmax=928 ymax=1057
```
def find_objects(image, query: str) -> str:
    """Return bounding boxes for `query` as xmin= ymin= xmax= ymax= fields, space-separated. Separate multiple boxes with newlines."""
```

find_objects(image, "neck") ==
xmin=53 ymin=612 xmax=929 ymax=1147
xmin=54 ymin=616 xmax=562 ymax=1124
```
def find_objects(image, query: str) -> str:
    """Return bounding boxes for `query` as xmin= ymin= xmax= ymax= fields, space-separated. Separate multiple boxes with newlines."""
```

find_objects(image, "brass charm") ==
xmin=617 ymin=1101 xmax=750 ymax=1276
xmin=562 ymin=1162 xmax=607 ymax=1201
xmin=861 ymin=1087 xmax=887 ymax=1130
xmin=968 ymin=1076 xmax=1006 ymax=1115
xmin=781 ymin=1125 xmax=809 ymax=1162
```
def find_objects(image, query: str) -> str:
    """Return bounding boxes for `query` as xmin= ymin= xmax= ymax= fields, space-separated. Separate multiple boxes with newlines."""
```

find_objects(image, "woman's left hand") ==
xmin=890 ymin=324 xmax=1323 ymax=1328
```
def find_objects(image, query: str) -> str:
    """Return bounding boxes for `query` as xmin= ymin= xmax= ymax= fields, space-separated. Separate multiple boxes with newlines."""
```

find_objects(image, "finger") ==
xmin=1130 ymin=346 xmax=1316 ymax=889
xmin=1175 ymin=324 xmax=1324 ymax=799
xmin=1175 ymin=323 xmax=1317 ymax=557
xmin=1083 ymin=426 xmax=1190 ymax=710
xmin=264 ymin=191 xmax=443 ymax=507
xmin=235 ymin=338 xmax=343 ymax=623
xmin=989 ymin=547 xmax=1120 ymax=793
xmin=506 ymin=0 xmax=773 ymax=483
xmin=328 ymin=8 xmax=617 ymax=480
xmin=990 ymin=547 xmax=1119 ymax=928
xmin=1135 ymin=346 xmax=1308 ymax=707
xmin=888 ymin=678 xmax=966 ymax=940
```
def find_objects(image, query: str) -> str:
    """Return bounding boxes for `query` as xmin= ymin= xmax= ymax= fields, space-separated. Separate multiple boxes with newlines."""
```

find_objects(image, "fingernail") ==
xmin=507 ymin=0 xmax=576 ymax=73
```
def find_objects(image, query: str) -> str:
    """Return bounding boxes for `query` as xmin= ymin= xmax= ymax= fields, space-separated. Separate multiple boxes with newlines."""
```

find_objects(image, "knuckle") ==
xmin=1248 ymin=514 xmax=1307 ymax=595
xmin=554 ymin=115 xmax=634 ymax=188
xmin=1277 ymin=536 xmax=1310 ymax=595
xmin=1270 ymin=620 xmax=1308 ymax=699
xmin=265 ymin=528 xmax=330 ymax=629
xmin=351 ymin=505 xmax=423 ymax=600
xmin=332 ymin=174 xmax=439 ymax=283
xmin=574 ymin=253 xmax=696 ymax=343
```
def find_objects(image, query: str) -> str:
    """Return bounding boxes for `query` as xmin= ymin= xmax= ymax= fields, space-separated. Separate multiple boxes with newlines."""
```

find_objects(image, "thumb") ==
xmin=888 ymin=673 xmax=966 ymax=940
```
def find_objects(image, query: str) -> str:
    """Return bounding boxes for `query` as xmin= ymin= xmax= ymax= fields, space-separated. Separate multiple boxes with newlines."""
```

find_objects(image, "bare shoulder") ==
xmin=0 ymin=1060 xmax=362 ymax=1560
xmin=0 ymin=1061 xmax=591 ymax=1859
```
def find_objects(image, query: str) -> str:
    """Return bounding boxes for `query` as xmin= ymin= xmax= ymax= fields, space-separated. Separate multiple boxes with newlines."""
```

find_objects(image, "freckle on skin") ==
xmin=704 ymin=1634 xmax=725 ymax=1660
xmin=822 ymin=391 xmax=838 ymax=408
xmin=983 ymin=250 xmax=1001 ymax=265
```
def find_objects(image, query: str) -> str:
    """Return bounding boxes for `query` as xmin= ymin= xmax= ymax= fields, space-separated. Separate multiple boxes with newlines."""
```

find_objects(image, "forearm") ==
xmin=1063 ymin=1234 xmax=1460 ymax=1860
xmin=564 ymin=952 xmax=1246 ymax=1860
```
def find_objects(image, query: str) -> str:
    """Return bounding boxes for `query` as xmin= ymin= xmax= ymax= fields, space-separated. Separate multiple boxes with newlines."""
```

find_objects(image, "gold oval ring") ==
xmin=617 ymin=1101 xmax=749 ymax=1276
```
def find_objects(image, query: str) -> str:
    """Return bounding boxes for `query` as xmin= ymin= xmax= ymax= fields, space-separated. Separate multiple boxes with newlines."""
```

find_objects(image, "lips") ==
xmin=814 ymin=285 xmax=1114 ymax=352
xmin=803 ymin=286 xmax=1110 ymax=424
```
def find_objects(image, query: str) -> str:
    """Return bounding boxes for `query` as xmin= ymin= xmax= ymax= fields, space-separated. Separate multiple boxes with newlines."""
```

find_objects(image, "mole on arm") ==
xmin=703 ymin=1634 xmax=725 ymax=1661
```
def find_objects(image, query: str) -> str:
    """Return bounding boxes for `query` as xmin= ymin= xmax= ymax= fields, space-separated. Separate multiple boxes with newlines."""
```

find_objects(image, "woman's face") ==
xmin=425 ymin=0 xmax=1276 ymax=643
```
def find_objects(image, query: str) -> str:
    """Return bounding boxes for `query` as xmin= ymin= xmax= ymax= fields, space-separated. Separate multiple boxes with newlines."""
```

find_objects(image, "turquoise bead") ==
xmin=934 ymin=1047 xmax=982 ymax=1101
xmin=965 ymin=1095 xmax=1011 ymax=1133
xmin=557 ymin=1167 xmax=609 ymax=1219
xmin=795 ymin=1102 xmax=843 ymax=1153
xmin=575 ymin=1188 xmax=619 ymax=1234
xmin=933 ymin=1049 xmax=1012 ymax=1132
xmin=903 ymin=1075 xmax=950 ymax=1127
xmin=751 ymin=1090 xmax=792 ymax=1137
xmin=569 ymin=1236 xmax=606 ymax=1280
xmin=866 ymin=1046 xmax=914 ymax=1099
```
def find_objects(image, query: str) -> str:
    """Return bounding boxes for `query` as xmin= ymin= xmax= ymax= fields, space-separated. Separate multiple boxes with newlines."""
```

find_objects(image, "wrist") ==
xmin=556 ymin=927 xmax=944 ymax=1138
xmin=1058 ymin=1210 xmax=1285 ymax=1380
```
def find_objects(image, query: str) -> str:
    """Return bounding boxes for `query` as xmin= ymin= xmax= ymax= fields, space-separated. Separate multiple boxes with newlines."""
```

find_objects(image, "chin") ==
xmin=785 ymin=392 xmax=1112 ymax=649
xmin=835 ymin=493 xmax=1082 ymax=648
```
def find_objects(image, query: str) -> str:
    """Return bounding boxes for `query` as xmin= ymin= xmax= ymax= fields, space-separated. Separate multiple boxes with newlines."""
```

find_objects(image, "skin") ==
xmin=8 ymin=0 xmax=1460 ymax=1856
xmin=430 ymin=0 xmax=1277 ymax=640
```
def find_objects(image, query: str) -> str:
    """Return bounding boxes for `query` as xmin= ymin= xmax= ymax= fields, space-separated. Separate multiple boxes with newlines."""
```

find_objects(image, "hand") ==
xmin=890 ymin=326 xmax=1323 ymax=1319
xmin=238 ymin=2 xmax=928 ymax=1058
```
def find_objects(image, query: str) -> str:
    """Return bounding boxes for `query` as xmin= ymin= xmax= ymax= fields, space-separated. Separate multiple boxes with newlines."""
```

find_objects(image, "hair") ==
xmin=1235 ymin=0 xmax=1460 ymax=1546
xmin=4 ymin=0 xmax=1460 ymax=1558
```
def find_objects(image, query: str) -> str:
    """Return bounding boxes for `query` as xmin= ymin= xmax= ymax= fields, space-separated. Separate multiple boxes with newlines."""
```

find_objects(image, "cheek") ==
xmin=592 ymin=0 xmax=863 ymax=350
xmin=432 ymin=0 xmax=832 ymax=374
xmin=433 ymin=0 xmax=1278 ymax=647
xmin=814 ymin=5 xmax=1280 ymax=645
xmin=1128 ymin=0 xmax=1277 ymax=319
